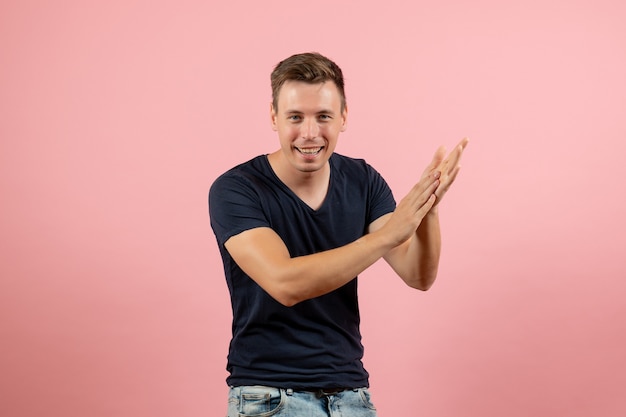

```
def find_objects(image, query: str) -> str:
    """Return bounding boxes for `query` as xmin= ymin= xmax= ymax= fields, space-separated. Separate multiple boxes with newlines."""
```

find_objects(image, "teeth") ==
xmin=297 ymin=147 xmax=323 ymax=155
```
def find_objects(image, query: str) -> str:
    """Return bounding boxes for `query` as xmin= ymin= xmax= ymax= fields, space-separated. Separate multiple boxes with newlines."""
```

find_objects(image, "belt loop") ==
xmin=286 ymin=388 xmax=293 ymax=396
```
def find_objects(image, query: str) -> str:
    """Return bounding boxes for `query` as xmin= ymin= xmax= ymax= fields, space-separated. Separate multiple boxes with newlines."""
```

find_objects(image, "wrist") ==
xmin=417 ymin=207 xmax=440 ymax=236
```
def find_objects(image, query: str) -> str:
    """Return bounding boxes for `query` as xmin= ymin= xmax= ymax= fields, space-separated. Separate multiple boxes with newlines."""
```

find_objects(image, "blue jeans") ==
xmin=227 ymin=385 xmax=378 ymax=417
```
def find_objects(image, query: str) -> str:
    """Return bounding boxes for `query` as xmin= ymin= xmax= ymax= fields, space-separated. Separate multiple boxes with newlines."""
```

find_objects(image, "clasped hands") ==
xmin=426 ymin=137 xmax=469 ymax=207
xmin=383 ymin=138 xmax=469 ymax=246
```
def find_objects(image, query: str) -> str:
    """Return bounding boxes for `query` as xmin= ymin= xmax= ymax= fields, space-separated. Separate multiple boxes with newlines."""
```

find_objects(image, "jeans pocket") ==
xmin=358 ymin=388 xmax=377 ymax=410
xmin=238 ymin=386 xmax=285 ymax=417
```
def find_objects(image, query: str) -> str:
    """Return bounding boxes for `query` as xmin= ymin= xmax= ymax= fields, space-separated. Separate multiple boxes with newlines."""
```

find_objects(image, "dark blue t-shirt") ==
xmin=209 ymin=153 xmax=396 ymax=389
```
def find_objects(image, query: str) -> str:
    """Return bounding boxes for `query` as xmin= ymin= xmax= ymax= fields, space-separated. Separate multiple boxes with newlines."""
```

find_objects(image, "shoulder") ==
xmin=213 ymin=155 xmax=269 ymax=181
xmin=331 ymin=152 xmax=376 ymax=174
xmin=330 ymin=153 xmax=386 ymax=183
xmin=209 ymin=156 xmax=276 ymax=243
xmin=210 ymin=155 xmax=272 ymax=194
xmin=330 ymin=152 xmax=367 ymax=167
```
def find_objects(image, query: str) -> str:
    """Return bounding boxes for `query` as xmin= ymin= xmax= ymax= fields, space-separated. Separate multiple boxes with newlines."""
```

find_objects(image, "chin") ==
xmin=295 ymin=162 xmax=325 ymax=173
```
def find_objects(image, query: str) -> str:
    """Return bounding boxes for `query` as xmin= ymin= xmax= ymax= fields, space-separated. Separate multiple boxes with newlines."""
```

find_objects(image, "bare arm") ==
xmin=372 ymin=138 xmax=469 ymax=290
xmin=369 ymin=209 xmax=441 ymax=290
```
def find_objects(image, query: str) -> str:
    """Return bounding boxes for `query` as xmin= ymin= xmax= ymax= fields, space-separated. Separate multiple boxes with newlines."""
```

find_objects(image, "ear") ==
xmin=270 ymin=102 xmax=278 ymax=131
xmin=340 ymin=105 xmax=348 ymax=132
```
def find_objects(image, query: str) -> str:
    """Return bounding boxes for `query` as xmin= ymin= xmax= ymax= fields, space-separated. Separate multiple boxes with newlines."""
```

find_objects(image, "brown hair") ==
xmin=270 ymin=52 xmax=346 ymax=112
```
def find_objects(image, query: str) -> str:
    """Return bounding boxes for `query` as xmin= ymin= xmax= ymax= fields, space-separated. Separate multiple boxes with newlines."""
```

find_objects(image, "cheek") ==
xmin=278 ymin=126 xmax=297 ymax=139
xmin=324 ymin=126 xmax=342 ymax=139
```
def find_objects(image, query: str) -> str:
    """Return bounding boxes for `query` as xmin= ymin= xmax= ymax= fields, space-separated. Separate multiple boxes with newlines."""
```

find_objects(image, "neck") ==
xmin=267 ymin=151 xmax=331 ymax=210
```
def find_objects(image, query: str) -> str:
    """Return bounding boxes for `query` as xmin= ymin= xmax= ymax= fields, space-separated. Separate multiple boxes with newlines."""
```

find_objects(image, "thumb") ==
xmin=428 ymin=146 xmax=446 ymax=173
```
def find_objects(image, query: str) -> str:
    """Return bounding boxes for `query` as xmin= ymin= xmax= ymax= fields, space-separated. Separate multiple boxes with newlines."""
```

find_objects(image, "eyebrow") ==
xmin=284 ymin=109 xmax=335 ymax=115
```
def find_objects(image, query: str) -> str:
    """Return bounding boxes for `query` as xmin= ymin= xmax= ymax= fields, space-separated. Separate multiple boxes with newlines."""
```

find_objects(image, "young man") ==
xmin=209 ymin=52 xmax=468 ymax=417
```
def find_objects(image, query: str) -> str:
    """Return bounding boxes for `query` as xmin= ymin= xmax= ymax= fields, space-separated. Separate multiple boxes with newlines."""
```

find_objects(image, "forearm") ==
xmin=414 ymin=208 xmax=442 ymax=289
xmin=297 ymin=208 xmax=441 ymax=297
xmin=226 ymin=226 xmax=398 ymax=307
xmin=388 ymin=208 xmax=442 ymax=290
xmin=282 ymin=230 xmax=404 ymax=304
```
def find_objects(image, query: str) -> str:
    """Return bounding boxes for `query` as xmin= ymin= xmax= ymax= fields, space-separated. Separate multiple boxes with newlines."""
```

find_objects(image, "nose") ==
xmin=300 ymin=117 xmax=319 ymax=139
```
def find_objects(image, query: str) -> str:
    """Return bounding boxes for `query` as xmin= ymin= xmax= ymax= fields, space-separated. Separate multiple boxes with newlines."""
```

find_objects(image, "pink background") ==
xmin=1 ymin=0 xmax=625 ymax=416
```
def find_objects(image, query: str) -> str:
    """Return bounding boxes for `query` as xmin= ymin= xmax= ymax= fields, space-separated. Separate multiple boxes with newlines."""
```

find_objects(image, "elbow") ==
xmin=267 ymin=288 xmax=299 ymax=307
xmin=404 ymin=270 xmax=438 ymax=291
xmin=411 ymin=282 xmax=433 ymax=292
xmin=268 ymin=284 xmax=307 ymax=307
xmin=253 ymin=268 xmax=305 ymax=307
xmin=262 ymin=269 xmax=333 ymax=307
xmin=407 ymin=280 xmax=434 ymax=291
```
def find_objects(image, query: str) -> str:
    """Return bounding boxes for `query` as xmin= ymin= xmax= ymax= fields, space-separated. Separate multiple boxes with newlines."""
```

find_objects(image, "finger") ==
xmin=457 ymin=137 xmax=469 ymax=150
xmin=432 ymin=146 xmax=446 ymax=166
xmin=441 ymin=142 xmax=466 ymax=176
xmin=409 ymin=170 xmax=440 ymax=196
xmin=451 ymin=138 xmax=469 ymax=166
xmin=446 ymin=164 xmax=462 ymax=185
xmin=435 ymin=165 xmax=461 ymax=199
xmin=432 ymin=139 xmax=467 ymax=203
xmin=415 ymin=193 xmax=437 ymax=218
xmin=416 ymin=178 xmax=439 ymax=211
xmin=405 ymin=175 xmax=439 ymax=211
xmin=422 ymin=146 xmax=446 ymax=178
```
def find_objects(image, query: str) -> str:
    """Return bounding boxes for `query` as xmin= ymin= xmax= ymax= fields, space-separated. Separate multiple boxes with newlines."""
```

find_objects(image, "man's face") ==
xmin=271 ymin=80 xmax=347 ymax=175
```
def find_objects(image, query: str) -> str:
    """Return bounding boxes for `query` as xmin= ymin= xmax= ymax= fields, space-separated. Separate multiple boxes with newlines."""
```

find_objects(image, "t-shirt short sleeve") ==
xmin=209 ymin=172 xmax=269 ymax=245
xmin=366 ymin=162 xmax=396 ymax=224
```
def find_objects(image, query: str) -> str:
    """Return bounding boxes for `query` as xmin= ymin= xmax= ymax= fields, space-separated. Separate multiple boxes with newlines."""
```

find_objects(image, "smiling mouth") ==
xmin=295 ymin=146 xmax=324 ymax=155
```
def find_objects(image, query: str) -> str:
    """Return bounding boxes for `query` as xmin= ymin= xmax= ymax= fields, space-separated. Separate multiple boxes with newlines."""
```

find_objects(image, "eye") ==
xmin=287 ymin=115 xmax=302 ymax=122
xmin=318 ymin=114 xmax=331 ymax=121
